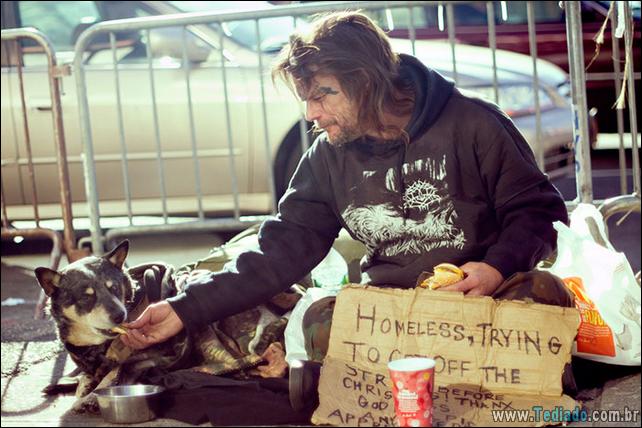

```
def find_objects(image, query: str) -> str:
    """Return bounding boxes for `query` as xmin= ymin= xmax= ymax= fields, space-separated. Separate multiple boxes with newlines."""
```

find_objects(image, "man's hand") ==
xmin=440 ymin=262 xmax=503 ymax=296
xmin=120 ymin=301 xmax=184 ymax=350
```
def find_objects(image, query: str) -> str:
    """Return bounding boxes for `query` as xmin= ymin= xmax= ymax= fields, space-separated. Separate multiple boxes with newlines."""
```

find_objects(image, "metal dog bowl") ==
xmin=94 ymin=384 xmax=165 ymax=424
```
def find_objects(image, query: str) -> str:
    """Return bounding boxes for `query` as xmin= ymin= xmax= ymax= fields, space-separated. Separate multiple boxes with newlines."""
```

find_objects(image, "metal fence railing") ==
xmin=585 ymin=1 xmax=640 ymax=249
xmin=0 ymin=27 xmax=87 ymax=318
xmin=68 ymin=0 xmax=590 ymax=253
xmin=565 ymin=0 xmax=639 ymax=281
xmin=2 ymin=1 xmax=639 ymax=259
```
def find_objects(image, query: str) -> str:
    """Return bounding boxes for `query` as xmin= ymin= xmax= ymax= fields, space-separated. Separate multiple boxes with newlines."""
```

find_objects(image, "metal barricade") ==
xmin=0 ymin=27 xmax=86 ymax=318
xmin=564 ymin=1 xmax=640 ymax=279
xmin=596 ymin=1 xmax=640 ymax=258
xmin=2 ymin=1 xmax=637 ymax=270
xmin=72 ymin=0 xmax=583 ymax=253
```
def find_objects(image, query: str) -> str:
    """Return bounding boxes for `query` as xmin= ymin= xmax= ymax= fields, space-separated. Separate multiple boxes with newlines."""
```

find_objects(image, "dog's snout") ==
xmin=111 ymin=311 xmax=126 ymax=325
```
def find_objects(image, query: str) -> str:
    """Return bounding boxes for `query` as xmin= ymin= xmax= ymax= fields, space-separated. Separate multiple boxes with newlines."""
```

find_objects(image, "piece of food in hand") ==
xmin=419 ymin=263 xmax=465 ymax=290
xmin=110 ymin=325 xmax=129 ymax=335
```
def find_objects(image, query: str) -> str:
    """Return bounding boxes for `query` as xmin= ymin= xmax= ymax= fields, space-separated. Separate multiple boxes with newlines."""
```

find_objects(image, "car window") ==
xmin=12 ymin=0 xmax=215 ymax=67
xmin=452 ymin=2 xmax=491 ymax=26
xmin=17 ymin=1 xmax=100 ymax=52
xmin=596 ymin=1 xmax=641 ymax=19
xmin=366 ymin=1 xmax=566 ymax=31
xmin=166 ymin=0 xmax=308 ymax=53
xmin=496 ymin=1 xmax=564 ymax=25
xmin=370 ymin=3 xmax=505 ymax=31
xmin=370 ymin=7 xmax=432 ymax=31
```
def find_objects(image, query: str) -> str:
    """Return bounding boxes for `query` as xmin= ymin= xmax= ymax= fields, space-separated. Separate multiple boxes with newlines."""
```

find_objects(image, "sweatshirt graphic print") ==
xmin=342 ymin=155 xmax=466 ymax=258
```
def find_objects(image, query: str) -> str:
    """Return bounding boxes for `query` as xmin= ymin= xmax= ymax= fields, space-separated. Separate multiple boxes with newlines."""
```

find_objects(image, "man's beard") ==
xmin=316 ymin=121 xmax=362 ymax=147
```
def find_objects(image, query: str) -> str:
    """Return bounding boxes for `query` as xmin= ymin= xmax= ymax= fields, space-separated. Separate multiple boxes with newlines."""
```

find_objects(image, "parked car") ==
xmin=374 ymin=0 xmax=641 ymax=133
xmin=1 ymin=0 xmax=583 ymax=221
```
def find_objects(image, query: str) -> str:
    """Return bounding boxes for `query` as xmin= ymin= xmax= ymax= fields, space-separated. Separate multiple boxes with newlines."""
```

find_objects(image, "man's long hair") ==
xmin=272 ymin=11 xmax=415 ymax=142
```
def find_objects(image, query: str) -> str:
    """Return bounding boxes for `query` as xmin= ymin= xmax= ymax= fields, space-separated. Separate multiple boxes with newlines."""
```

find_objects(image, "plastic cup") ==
xmin=388 ymin=357 xmax=436 ymax=427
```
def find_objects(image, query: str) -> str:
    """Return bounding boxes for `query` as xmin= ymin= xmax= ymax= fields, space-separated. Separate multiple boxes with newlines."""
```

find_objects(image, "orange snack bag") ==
xmin=563 ymin=277 xmax=615 ymax=357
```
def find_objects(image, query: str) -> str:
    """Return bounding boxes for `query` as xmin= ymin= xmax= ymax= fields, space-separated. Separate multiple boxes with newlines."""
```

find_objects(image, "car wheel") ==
xmin=273 ymin=122 xmax=312 ymax=203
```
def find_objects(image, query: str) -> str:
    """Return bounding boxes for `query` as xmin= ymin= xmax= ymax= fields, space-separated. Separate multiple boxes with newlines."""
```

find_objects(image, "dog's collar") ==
xmin=65 ymin=341 xmax=108 ymax=354
xmin=64 ymin=341 xmax=112 ymax=370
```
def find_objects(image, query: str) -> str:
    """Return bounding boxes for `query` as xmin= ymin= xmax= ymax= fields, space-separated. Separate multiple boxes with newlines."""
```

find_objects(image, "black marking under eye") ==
xmin=318 ymin=86 xmax=339 ymax=95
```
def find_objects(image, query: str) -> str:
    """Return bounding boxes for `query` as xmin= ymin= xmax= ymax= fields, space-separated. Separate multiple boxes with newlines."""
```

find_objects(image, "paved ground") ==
xmin=2 ymin=235 xmax=640 ymax=427
xmin=1 ymin=151 xmax=640 ymax=427
xmin=1 ymin=235 xmax=217 ymax=427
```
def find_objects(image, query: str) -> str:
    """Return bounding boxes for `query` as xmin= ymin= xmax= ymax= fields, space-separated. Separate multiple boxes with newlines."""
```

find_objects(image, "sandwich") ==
xmin=419 ymin=263 xmax=465 ymax=290
xmin=110 ymin=325 xmax=129 ymax=335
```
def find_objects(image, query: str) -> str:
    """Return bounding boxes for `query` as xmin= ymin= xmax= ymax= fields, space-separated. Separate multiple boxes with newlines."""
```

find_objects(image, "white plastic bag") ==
xmin=568 ymin=203 xmax=615 ymax=251
xmin=548 ymin=204 xmax=641 ymax=365
xmin=311 ymin=247 xmax=349 ymax=290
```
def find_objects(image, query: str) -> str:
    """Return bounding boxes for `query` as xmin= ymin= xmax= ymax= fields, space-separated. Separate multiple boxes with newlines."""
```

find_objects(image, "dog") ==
xmin=36 ymin=239 xmax=303 ymax=414
xmin=36 ymin=240 xmax=193 ymax=412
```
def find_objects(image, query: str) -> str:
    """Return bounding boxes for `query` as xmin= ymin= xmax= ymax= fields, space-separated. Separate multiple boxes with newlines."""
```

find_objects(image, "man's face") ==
xmin=300 ymin=74 xmax=362 ymax=146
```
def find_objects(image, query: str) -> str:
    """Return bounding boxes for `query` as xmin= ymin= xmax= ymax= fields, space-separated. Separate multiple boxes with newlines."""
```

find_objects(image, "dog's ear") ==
xmin=104 ymin=240 xmax=129 ymax=269
xmin=35 ymin=267 xmax=63 ymax=297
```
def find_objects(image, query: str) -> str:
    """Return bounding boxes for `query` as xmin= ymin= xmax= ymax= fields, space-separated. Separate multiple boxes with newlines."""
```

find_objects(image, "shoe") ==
xmin=289 ymin=359 xmax=322 ymax=412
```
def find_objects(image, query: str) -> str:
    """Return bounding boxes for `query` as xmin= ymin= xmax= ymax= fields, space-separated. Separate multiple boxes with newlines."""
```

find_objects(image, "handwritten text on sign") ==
xmin=312 ymin=285 xmax=580 ymax=426
xmin=326 ymin=286 xmax=579 ymax=393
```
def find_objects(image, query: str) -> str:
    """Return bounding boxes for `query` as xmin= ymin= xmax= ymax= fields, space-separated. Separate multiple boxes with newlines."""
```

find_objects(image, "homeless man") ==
xmin=121 ymin=11 xmax=575 ymax=403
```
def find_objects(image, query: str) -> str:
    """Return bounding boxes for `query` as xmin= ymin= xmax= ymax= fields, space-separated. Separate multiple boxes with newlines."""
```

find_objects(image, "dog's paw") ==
xmin=42 ymin=374 xmax=82 ymax=395
xmin=43 ymin=382 xmax=74 ymax=395
xmin=72 ymin=393 xmax=100 ymax=414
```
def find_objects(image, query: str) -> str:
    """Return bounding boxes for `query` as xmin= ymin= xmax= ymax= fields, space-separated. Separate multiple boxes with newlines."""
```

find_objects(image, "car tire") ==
xmin=273 ymin=122 xmax=312 ymax=203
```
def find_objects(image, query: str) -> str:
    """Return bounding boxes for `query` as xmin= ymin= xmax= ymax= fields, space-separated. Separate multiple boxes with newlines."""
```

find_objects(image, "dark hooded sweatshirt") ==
xmin=168 ymin=54 xmax=568 ymax=333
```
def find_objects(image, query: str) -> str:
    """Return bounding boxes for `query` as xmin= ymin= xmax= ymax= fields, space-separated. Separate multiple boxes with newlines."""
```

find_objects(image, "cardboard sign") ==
xmin=312 ymin=285 xmax=581 ymax=426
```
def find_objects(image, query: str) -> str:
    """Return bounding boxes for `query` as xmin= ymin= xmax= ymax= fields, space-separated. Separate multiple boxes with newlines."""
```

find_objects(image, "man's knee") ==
xmin=492 ymin=270 xmax=575 ymax=307
xmin=302 ymin=296 xmax=336 ymax=363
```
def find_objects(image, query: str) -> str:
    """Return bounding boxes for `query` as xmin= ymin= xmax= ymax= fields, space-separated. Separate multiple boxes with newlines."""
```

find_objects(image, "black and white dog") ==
xmin=36 ymin=241 xmax=191 ymax=412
